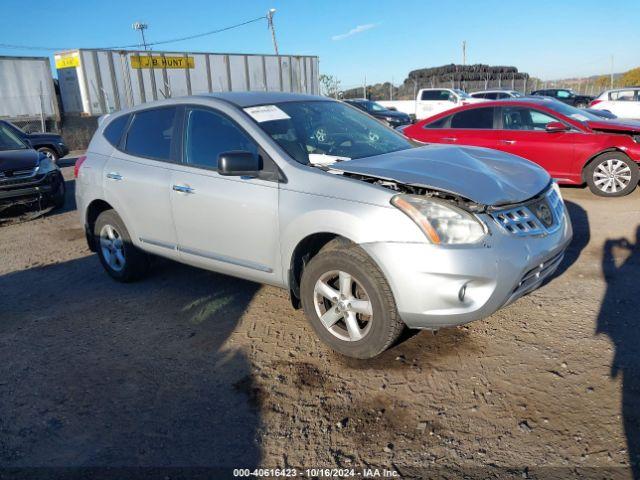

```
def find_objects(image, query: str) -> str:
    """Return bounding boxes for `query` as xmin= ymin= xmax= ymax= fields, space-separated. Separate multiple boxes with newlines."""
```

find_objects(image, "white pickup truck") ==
xmin=379 ymin=88 xmax=485 ymax=121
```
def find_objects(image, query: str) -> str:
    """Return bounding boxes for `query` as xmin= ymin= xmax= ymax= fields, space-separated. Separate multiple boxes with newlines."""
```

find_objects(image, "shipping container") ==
xmin=55 ymin=49 xmax=319 ymax=116
xmin=0 ymin=55 xmax=59 ymax=121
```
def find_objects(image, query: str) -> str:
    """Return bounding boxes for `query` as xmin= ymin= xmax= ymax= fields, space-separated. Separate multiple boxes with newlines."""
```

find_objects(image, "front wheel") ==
xmin=94 ymin=209 xmax=149 ymax=282
xmin=586 ymin=152 xmax=639 ymax=197
xmin=38 ymin=147 xmax=58 ymax=163
xmin=300 ymin=240 xmax=405 ymax=359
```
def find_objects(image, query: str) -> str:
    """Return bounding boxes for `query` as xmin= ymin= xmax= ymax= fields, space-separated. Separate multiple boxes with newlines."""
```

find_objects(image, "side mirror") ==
xmin=545 ymin=121 xmax=570 ymax=133
xmin=387 ymin=106 xmax=397 ymax=111
xmin=218 ymin=151 xmax=261 ymax=176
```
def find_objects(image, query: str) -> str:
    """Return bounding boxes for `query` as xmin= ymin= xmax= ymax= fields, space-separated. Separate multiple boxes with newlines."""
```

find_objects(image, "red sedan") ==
xmin=402 ymin=98 xmax=640 ymax=196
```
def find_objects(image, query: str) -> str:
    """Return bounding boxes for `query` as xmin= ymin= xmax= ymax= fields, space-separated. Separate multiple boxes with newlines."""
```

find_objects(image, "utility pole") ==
xmin=610 ymin=54 xmax=614 ymax=89
xmin=363 ymin=75 xmax=366 ymax=99
xmin=132 ymin=22 xmax=149 ymax=50
xmin=390 ymin=76 xmax=393 ymax=100
xmin=462 ymin=40 xmax=466 ymax=66
xmin=267 ymin=9 xmax=279 ymax=55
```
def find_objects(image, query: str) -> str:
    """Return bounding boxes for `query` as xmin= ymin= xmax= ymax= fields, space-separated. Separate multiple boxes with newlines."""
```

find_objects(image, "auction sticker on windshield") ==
xmin=244 ymin=105 xmax=291 ymax=123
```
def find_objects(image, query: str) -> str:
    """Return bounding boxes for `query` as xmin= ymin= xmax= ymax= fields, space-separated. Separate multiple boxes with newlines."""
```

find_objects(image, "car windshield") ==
xmin=0 ymin=124 xmax=27 ymax=151
xmin=250 ymin=101 xmax=413 ymax=165
xmin=366 ymin=101 xmax=387 ymax=112
xmin=453 ymin=89 xmax=471 ymax=99
xmin=544 ymin=101 xmax=603 ymax=123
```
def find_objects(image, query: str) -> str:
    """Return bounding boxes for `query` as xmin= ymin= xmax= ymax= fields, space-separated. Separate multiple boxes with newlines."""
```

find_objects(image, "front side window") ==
xmin=421 ymin=90 xmax=448 ymax=101
xmin=610 ymin=90 xmax=636 ymax=101
xmin=450 ymin=107 xmax=495 ymax=129
xmin=124 ymin=107 xmax=176 ymax=160
xmin=501 ymin=107 xmax=558 ymax=130
xmin=254 ymin=101 xmax=413 ymax=164
xmin=0 ymin=124 xmax=27 ymax=150
xmin=184 ymin=108 xmax=257 ymax=169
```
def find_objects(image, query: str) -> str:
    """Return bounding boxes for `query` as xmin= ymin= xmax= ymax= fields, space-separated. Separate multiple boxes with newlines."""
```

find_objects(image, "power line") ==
xmin=0 ymin=15 xmax=266 ymax=52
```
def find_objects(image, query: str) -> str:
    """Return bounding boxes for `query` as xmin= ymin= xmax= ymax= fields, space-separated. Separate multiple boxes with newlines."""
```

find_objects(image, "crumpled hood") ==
xmin=586 ymin=119 xmax=640 ymax=135
xmin=332 ymin=145 xmax=550 ymax=206
xmin=0 ymin=149 xmax=41 ymax=171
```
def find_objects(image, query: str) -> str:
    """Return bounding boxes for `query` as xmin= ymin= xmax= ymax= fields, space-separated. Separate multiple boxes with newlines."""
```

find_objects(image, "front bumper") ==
xmin=361 ymin=205 xmax=573 ymax=329
xmin=0 ymin=171 xmax=63 ymax=209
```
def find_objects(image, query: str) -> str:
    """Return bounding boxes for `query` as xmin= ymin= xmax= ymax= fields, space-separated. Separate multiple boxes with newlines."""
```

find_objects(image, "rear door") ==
xmin=609 ymin=89 xmax=639 ymax=119
xmin=169 ymin=106 xmax=280 ymax=284
xmin=103 ymin=106 xmax=179 ymax=257
xmin=495 ymin=106 xmax=579 ymax=181
xmin=438 ymin=107 xmax=499 ymax=148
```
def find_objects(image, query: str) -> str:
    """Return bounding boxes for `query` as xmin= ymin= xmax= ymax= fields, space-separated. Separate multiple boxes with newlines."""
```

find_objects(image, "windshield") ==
xmin=544 ymin=101 xmax=603 ymax=123
xmin=453 ymin=89 xmax=471 ymax=99
xmin=0 ymin=124 xmax=27 ymax=151
xmin=249 ymin=101 xmax=413 ymax=164
xmin=366 ymin=101 xmax=387 ymax=112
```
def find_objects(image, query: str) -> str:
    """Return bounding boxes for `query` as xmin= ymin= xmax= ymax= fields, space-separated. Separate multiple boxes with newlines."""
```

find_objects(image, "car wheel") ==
xmin=38 ymin=147 xmax=58 ymax=162
xmin=52 ymin=176 xmax=65 ymax=209
xmin=300 ymin=239 xmax=405 ymax=359
xmin=94 ymin=209 xmax=149 ymax=282
xmin=575 ymin=102 xmax=587 ymax=109
xmin=586 ymin=152 xmax=639 ymax=197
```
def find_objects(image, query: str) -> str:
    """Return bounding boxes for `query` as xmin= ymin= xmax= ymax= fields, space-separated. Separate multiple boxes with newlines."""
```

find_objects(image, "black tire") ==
xmin=38 ymin=147 xmax=58 ymax=163
xmin=585 ymin=152 xmax=639 ymax=197
xmin=300 ymin=239 xmax=405 ymax=359
xmin=94 ymin=209 xmax=149 ymax=282
xmin=575 ymin=102 xmax=587 ymax=109
xmin=51 ymin=176 xmax=65 ymax=209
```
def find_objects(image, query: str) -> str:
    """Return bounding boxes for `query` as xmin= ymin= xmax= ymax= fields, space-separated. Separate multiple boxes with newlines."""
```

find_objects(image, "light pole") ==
xmin=266 ymin=9 xmax=279 ymax=55
xmin=133 ymin=22 xmax=149 ymax=50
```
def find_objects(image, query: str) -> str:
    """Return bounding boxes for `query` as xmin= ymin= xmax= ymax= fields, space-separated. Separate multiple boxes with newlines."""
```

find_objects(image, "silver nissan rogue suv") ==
xmin=76 ymin=92 xmax=572 ymax=359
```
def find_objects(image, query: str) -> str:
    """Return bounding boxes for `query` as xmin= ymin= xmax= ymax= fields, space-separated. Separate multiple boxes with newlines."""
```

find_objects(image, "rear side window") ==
xmin=450 ymin=108 xmax=495 ymax=129
xmin=423 ymin=115 xmax=451 ymax=129
xmin=124 ymin=107 xmax=177 ymax=160
xmin=103 ymin=114 xmax=130 ymax=147
xmin=421 ymin=90 xmax=450 ymax=101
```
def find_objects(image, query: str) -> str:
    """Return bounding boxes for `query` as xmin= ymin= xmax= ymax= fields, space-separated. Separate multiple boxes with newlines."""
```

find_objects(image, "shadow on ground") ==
xmin=597 ymin=226 xmax=640 ymax=479
xmin=0 ymin=256 xmax=262 ymax=470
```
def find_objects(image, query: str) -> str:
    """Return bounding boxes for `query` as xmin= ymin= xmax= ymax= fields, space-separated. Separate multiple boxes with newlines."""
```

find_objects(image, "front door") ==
xmin=170 ymin=106 xmax=280 ymax=284
xmin=495 ymin=106 xmax=578 ymax=181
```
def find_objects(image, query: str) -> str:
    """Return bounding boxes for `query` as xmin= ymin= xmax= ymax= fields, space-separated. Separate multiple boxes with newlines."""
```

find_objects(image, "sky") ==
xmin=1 ymin=0 xmax=639 ymax=88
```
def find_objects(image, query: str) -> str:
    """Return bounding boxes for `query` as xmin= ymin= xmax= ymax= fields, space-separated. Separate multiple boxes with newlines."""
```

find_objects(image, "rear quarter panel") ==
xmin=75 ymin=132 xmax=113 ymax=226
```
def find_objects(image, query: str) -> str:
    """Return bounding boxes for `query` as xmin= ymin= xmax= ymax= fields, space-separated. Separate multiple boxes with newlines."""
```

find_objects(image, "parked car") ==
xmin=344 ymin=99 xmax=412 ymax=127
xmin=378 ymin=88 xmax=485 ymax=121
xmin=585 ymin=108 xmax=617 ymax=120
xmin=530 ymin=89 xmax=593 ymax=108
xmin=402 ymin=98 xmax=640 ymax=196
xmin=0 ymin=120 xmax=69 ymax=162
xmin=0 ymin=122 xmax=65 ymax=214
xmin=470 ymin=90 xmax=523 ymax=99
xmin=76 ymin=92 xmax=571 ymax=358
xmin=589 ymin=88 xmax=640 ymax=119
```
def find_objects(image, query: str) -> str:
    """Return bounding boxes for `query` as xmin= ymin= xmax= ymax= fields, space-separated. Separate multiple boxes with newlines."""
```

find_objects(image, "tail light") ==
xmin=589 ymin=99 xmax=603 ymax=107
xmin=74 ymin=155 xmax=87 ymax=178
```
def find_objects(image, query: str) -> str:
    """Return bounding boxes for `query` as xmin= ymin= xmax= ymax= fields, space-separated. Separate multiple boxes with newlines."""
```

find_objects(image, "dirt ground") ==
xmin=1 ymin=159 xmax=639 ymax=479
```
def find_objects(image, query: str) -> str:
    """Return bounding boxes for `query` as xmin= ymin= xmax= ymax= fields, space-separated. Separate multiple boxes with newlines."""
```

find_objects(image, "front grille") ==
xmin=490 ymin=187 xmax=564 ymax=237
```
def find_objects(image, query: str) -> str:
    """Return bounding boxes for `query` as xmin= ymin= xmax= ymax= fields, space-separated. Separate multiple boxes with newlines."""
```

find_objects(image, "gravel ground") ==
xmin=1 ymin=159 xmax=639 ymax=479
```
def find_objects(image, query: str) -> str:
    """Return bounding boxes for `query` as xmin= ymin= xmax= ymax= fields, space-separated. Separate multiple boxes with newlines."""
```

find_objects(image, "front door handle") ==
xmin=442 ymin=137 xmax=457 ymax=142
xmin=499 ymin=140 xmax=517 ymax=145
xmin=172 ymin=184 xmax=195 ymax=194
xmin=106 ymin=172 xmax=123 ymax=181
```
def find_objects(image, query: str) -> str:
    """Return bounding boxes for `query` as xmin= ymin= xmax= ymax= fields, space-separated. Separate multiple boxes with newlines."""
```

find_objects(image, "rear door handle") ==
xmin=172 ymin=184 xmax=195 ymax=194
xmin=499 ymin=140 xmax=517 ymax=145
xmin=442 ymin=137 xmax=457 ymax=142
xmin=106 ymin=172 xmax=123 ymax=181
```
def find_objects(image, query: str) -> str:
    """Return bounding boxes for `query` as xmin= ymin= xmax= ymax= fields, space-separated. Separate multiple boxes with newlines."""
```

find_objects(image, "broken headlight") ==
xmin=391 ymin=195 xmax=487 ymax=245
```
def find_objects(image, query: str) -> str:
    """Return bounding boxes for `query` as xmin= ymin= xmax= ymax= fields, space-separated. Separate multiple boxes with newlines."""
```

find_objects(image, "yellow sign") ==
xmin=130 ymin=56 xmax=195 ymax=69
xmin=55 ymin=54 xmax=79 ymax=69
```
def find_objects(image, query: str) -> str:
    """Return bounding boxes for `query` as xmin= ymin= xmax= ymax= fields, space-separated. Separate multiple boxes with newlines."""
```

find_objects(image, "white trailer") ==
xmin=0 ymin=55 xmax=60 ymax=122
xmin=55 ymin=49 xmax=319 ymax=116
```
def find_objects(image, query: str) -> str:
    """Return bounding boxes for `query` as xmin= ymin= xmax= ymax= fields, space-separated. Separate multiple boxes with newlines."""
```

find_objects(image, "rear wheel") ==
xmin=300 ymin=239 xmax=405 ymax=359
xmin=94 ymin=210 xmax=149 ymax=282
xmin=586 ymin=152 xmax=639 ymax=197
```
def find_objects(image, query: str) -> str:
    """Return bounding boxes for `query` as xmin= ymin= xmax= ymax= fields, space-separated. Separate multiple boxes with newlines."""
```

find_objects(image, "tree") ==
xmin=620 ymin=67 xmax=640 ymax=87
xmin=319 ymin=74 xmax=341 ymax=98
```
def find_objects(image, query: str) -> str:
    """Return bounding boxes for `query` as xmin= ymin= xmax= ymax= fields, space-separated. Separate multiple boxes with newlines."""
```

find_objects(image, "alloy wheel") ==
xmin=313 ymin=270 xmax=373 ymax=342
xmin=593 ymin=158 xmax=632 ymax=194
xmin=99 ymin=224 xmax=126 ymax=272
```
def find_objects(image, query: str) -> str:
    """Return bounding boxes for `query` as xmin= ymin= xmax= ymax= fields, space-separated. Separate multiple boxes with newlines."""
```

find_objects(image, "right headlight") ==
xmin=391 ymin=194 xmax=487 ymax=245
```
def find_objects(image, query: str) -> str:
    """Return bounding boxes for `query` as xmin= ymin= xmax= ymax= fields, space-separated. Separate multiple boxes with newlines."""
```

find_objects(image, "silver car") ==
xmin=75 ymin=92 xmax=572 ymax=359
